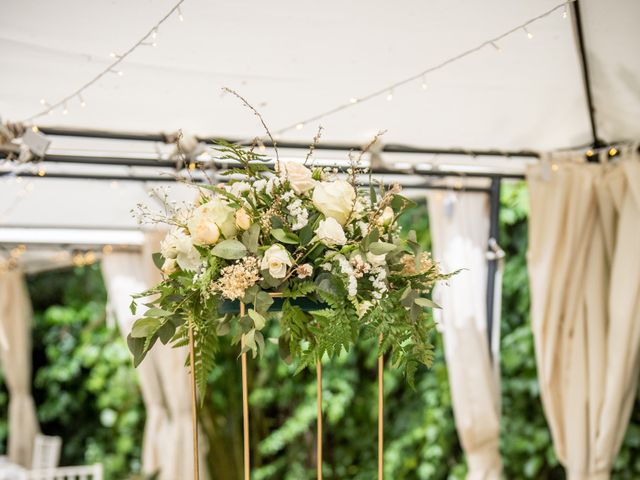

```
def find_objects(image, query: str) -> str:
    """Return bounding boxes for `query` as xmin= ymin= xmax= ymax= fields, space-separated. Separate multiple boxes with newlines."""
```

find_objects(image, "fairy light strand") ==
xmin=24 ymin=0 xmax=185 ymax=122
xmin=272 ymin=0 xmax=575 ymax=136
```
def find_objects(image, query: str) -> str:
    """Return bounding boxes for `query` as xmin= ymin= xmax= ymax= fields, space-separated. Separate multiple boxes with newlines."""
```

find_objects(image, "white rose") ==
xmin=312 ymin=180 xmax=356 ymax=225
xmin=315 ymin=217 xmax=347 ymax=246
xmin=261 ymin=244 xmax=292 ymax=279
xmin=235 ymin=208 xmax=252 ymax=230
xmin=377 ymin=206 xmax=394 ymax=226
xmin=366 ymin=251 xmax=387 ymax=267
xmin=160 ymin=228 xmax=201 ymax=272
xmin=188 ymin=197 xmax=237 ymax=242
xmin=227 ymin=181 xmax=251 ymax=198
xmin=283 ymin=161 xmax=315 ymax=194
xmin=161 ymin=258 xmax=177 ymax=275
xmin=160 ymin=228 xmax=182 ymax=259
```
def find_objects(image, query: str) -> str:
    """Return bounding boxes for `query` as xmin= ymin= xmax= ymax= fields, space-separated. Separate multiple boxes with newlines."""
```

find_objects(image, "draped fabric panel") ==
xmin=527 ymin=148 xmax=640 ymax=479
xmin=101 ymin=234 xmax=202 ymax=480
xmin=428 ymin=191 xmax=502 ymax=480
xmin=0 ymin=269 xmax=40 ymax=467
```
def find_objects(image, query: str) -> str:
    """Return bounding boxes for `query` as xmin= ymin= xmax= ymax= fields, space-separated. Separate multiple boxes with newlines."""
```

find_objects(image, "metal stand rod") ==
xmin=378 ymin=336 xmax=384 ymax=480
xmin=317 ymin=360 xmax=323 ymax=480
xmin=240 ymin=302 xmax=250 ymax=480
xmin=188 ymin=316 xmax=200 ymax=480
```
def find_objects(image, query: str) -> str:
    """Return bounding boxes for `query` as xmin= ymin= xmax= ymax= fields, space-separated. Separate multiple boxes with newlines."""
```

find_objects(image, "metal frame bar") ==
xmin=34 ymin=126 xmax=540 ymax=159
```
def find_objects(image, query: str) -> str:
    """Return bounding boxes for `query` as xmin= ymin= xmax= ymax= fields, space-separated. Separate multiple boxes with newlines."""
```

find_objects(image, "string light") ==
xmin=295 ymin=123 xmax=304 ymax=130
xmin=386 ymin=90 xmax=394 ymax=101
xmin=62 ymin=103 xmax=69 ymax=115
xmin=23 ymin=0 xmax=185 ymax=122
xmin=608 ymin=147 xmax=618 ymax=157
xmin=586 ymin=149 xmax=595 ymax=158
xmin=269 ymin=0 xmax=574 ymax=137
xmin=37 ymin=168 xmax=46 ymax=177
xmin=79 ymin=94 xmax=86 ymax=107
xmin=524 ymin=27 xmax=534 ymax=39
xmin=102 ymin=245 xmax=114 ymax=255
xmin=563 ymin=5 xmax=568 ymax=18
xmin=421 ymin=76 xmax=428 ymax=90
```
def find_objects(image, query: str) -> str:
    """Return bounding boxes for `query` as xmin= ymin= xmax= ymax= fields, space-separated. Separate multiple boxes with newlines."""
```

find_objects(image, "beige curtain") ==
xmin=527 ymin=148 xmax=640 ymax=479
xmin=0 ymin=269 xmax=40 ymax=466
xmin=101 ymin=233 xmax=202 ymax=480
xmin=428 ymin=191 xmax=502 ymax=480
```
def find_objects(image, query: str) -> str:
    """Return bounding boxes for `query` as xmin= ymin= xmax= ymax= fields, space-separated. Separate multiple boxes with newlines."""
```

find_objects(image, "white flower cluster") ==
xmin=369 ymin=266 xmax=388 ymax=300
xmin=335 ymin=254 xmax=358 ymax=297
xmin=287 ymin=198 xmax=309 ymax=230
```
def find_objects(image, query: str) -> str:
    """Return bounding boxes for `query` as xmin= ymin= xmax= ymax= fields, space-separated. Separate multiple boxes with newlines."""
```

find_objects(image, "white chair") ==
xmin=31 ymin=435 xmax=62 ymax=470
xmin=24 ymin=464 xmax=103 ymax=480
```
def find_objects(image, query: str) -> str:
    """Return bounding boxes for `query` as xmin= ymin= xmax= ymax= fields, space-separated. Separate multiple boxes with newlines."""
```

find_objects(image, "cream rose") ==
xmin=235 ymin=208 xmax=252 ymax=230
xmin=261 ymin=244 xmax=292 ymax=279
xmin=160 ymin=228 xmax=182 ymax=259
xmin=377 ymin=206 xmax=394 ymax=226
xmin=315 ymin=217 xmax=347 ymax=246
xmin=312 ymin=180 xmax=356 ymax=225
xmin=283 ymin=161 xmax=315 ymax=194
xmin=188 ymin=197 xmax=237 ymax=242
xmin=296 ymin=263 xmax=313 ymax=279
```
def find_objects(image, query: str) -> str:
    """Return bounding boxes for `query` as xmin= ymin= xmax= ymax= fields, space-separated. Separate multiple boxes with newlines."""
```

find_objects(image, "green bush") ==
xmin=0 ymin=182 xmax=638 ymax=479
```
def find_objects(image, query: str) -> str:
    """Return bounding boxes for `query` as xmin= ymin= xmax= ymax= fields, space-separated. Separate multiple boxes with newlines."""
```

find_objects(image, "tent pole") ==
xmin=486 ymin=178 xmax=501 ymax=360
xmin=570 ymin=0 xmax=604 ymax=150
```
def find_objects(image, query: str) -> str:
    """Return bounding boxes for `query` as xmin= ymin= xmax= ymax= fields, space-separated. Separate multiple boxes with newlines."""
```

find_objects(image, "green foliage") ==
xmin=0 ymin=265 xmax=144 ymax=479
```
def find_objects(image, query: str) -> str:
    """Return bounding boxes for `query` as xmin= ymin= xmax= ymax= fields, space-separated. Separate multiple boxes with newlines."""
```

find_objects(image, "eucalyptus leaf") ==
xmin=131 ymin=317 xmax=162 ymax=338
xmin=248 ymin=309 xmax=266 ymax=330
xmin=211 ymin=239 xmax=247 ymax=259
xmin=242 ymin=223 xmax=260 ymax=253
xmin=415 ymin=297 xmax=441 ymax=309
xmin=271 ymin=228 xmax=299 ymax=245
xmin=152 ymin=252 xmax=165 ymax=270
xmin=369 ymin=241 xmax=397 ymax=255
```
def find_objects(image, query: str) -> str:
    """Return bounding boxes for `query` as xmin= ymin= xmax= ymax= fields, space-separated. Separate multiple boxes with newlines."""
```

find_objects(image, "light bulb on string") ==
xmin=349 ymin=97 xmax=358 ymax=104
xmin=491 ymin=41 xmax=502 ymax=53
xmin=152 ymin=28 xmax=158 ymax=40
xmin=524 ymin=27 xmax=534 ymax=39
xmin=110 ymin=69 xmax=124 ymax=76
xmin=386 ymin=90 xmax=394 ymax=101
xmin=421 ymin=76 xmax=428 ymax=90
xmin=78 ymin=93 xmax=86 ymax=108
xmin=109 ymin=52 xmax=122 ymax=59
xmin=295 ymin=123 xmax=304 ymax=130
xmin=178 ymin=6 xmax=184 ymax=21
xmin=562 ymin=5 xmax=568 ymax=18
xmin=62 ymin=103 xmax=69 ymax=115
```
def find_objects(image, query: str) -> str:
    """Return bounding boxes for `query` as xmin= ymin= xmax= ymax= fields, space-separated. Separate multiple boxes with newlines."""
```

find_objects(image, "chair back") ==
xmin=25 ymin=464 xmax=103 ymax=480
xmin=31 ymin=434 xmax=62 ymax=469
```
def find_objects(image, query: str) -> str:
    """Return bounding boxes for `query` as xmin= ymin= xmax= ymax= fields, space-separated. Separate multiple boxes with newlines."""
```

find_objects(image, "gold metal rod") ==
xmin=188 ymin=315 xmax=200 ymax=480
xmin=317 ymin=360 xmax=323 ymax=480
xmin=378 ymin=337 xmax=384 ymax=480
xmin=241 ymin=301 xmax=250 ymax=480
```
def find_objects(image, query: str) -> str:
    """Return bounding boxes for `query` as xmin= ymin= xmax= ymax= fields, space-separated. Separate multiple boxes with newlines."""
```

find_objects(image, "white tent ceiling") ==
xmin=1 ymin=0 xmax=638 ymax=150
xmin=1 ymin=0 xmax=639 ymax=264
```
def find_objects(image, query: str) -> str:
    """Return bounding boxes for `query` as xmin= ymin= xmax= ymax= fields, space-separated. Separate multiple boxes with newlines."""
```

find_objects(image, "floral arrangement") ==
xmin=129 ymin=136 xmax=452 ymax=397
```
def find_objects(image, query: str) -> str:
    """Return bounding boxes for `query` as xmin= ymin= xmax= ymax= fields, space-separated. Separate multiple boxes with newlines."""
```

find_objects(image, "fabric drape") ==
xmin=527 ymin=148 xmax=640 ymax=479
xmin=101 ymin=233 xmax=202 ymax=480
xmin=428 ymin=191 xmax=502 ymax=480
xmin=0 ymin=269 xmax=40 ymax=467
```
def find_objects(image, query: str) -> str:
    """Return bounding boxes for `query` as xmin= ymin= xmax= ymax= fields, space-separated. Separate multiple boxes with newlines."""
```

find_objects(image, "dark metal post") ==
xmin=486 ymin=178 xmax=501 ymax=359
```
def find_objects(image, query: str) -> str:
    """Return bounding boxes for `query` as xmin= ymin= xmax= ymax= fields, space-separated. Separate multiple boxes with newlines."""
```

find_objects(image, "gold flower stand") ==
xmin=187 ymin=295 xmax=385 ymax=480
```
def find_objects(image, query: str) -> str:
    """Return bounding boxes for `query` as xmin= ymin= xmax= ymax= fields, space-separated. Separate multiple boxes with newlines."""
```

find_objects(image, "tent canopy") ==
xmin=1 ymin=0 xmax=638 ymax=150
